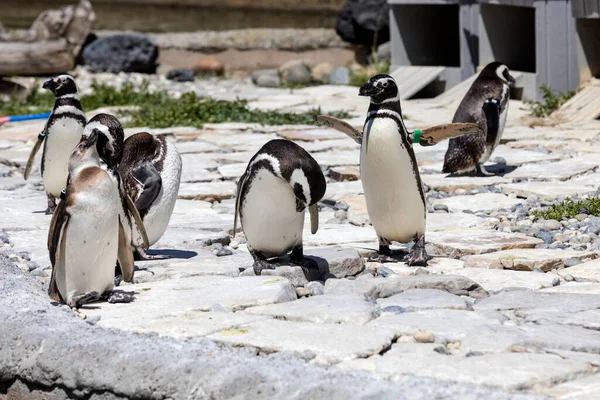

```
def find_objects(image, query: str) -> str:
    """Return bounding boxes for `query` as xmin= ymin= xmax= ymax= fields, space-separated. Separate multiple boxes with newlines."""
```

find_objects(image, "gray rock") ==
xmin=256 ymin=74 xmax=282 ymax=88
xmin=251 ymin=68 xmax=279 ymax=83
xmin=282 ymin=62 xmax=311 ymax=84
xmin=262 ymin=266 xmax=309 ymax=287
xmin=30 ymin=268 xmax=48 ymax=277
xmin=376 ymin=42 xmax=391 ymax=62
xmin=307 ymin=247 xmax=365 ymax=278
xmin=166 ymin=69 xmax=194 ymax=82
xmin=330 ymin=67 xmax=350 ymax=85
xmin=564 ymin=257 xmax=583 ymax=267
xmin=552 ymin=277 xmax=561 ymax=286
xmin=366 ymin=275 xmax=481 ymax=298
xmin=83 ymin=34 xmax=158 ymax=73
xmin=214 ymin=247 xmax=233 ymax=257
xmin=433 ymin=204 xmax=449 ymax=212
xmin=306 ymin=281 xmax=325 ymax=296
xmin=377 ymin=289 xmax=469 ymax=312
xmin=544 ymin=220 xmax=562 ymax=230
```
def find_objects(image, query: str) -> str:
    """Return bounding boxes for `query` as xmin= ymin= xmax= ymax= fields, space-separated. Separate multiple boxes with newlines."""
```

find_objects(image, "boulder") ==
xmin=166 ymin=69 xmax=194 ymax=82
xmin=252 ymin=69 xmax=281 ymax=87
xmin=82 ymin=34 xmax=158 ymax=73
xmin=330 ymin=67 xmax=350 ymax=85
xmin=281 ymin=61 xmax=311 ymax=84
xmin=311 ymin=62 xmax=334 ymax=83
xmin=336 ymin=0 xmax=390 ymax=46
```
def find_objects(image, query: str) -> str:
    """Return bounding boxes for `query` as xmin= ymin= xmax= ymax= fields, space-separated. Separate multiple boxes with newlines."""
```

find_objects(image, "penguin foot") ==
xmin=45 ymin=194 xmax=57 ymax=215
xmin=103 ymin=290 xmax=135 ymax=304
xmin=476 ymin=164 xmax=494 ymax=177
xmin=253 ymin=260 xmax=277 ymax=275
xmin=44 ymin=205 xmax=56 ymax=215
xmin=368 ymin=254 xmax=398 ymax=263
xmin=134 ymin=248 xmax=170 ymax=261
xmin=114 ymin=274 xmax=123 ymax=287
xmin=68 ymin=291 xmax=101 ymax=308
xmin=404 ymin=247 xmax=429 ymax=266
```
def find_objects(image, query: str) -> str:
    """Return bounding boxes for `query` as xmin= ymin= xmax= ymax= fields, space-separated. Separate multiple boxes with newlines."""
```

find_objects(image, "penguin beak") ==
xmin=507 ymin=73 xmax=516 ymax=85
xmin=359 ymin=82 xmax=379 ymax=97
xmin=80 ymin=129 xmax=99 ymax=149
xmin=42 ymin=80 xmax=55 ymax=91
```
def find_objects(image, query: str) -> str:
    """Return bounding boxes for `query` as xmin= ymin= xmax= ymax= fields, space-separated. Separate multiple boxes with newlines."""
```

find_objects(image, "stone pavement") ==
xmin=1 ymin=76 xmax=600 ymax=399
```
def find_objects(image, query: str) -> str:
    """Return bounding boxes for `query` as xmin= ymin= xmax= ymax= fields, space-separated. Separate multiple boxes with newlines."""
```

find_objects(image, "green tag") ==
xmin=413 ymin=129 xmax=422 ymax=143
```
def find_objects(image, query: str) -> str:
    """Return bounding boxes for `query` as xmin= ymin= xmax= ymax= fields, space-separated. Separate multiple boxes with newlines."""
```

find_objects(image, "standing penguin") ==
xmin=119 ymin=132 xmax=182 ymax=259
xmin=234 ymin=139 xmax=326 ymax=275
xmin=443 ymin=62 xmax=515 ymax=175
xmin=47 ymin=130 xmax=131 ymax=307
xmin=24 ymin=74 xmax=86 ymax=214
xmin=82 ymin=114 xmax=149 ymax=284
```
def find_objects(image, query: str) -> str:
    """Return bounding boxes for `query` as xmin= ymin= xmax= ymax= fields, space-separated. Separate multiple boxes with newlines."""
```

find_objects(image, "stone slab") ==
xmin=505 ymin=155 xmax=599 ymax=181
xmin=323 ymin=181 xmax=364 ymax=202
xmin=542 ymin=283 xmax=600 ymax=294
xmin=569 ymin=172 xmax=600 ymax=188
xmin=313 ymin=150 xmax=359 ymax=167
xmin=306 ymin=247 xmax=365 ymax=278
xmin=427 ymin=230 xmax=543 ymax=257
xmin=474 ymin=290 xmax=600 ymax=314
xmin=558 ymin=259 xmax=600 ymax=282
xmin=422 ymin=175 xmax=510 ymax=192
xmin=174 ymin=140 xmax=220 ymax=154
xmin=217 ymin=163 xmax=247 ymax=179
xmin=491 ymin=146 xmax=561 ymax=165
xmin=499 ymin=182 xmax=593 ymax=199
xmin=464 ymin=249 xmax=598 ymax=272
xmin=243 ymin=294 xmax=378 ymax=325
xmin=377 ymin=289 xmax=469 ymax=312
xmin=432 ymin=193 xmax=523 ymax=213
xmin=524 ymin=309 xmax=600 ymax=331
xmin=452 ymin=268 xmax=558 ymax=292
xmin=426 ymin=212 xmax=493 ymax=232
xmin=207 ymin=319 xmax=396 ymax=365
xmin=545 ymin=374 xmax=600 ymax=400
xmin=178 ymin=181 xmax=237 ymax=201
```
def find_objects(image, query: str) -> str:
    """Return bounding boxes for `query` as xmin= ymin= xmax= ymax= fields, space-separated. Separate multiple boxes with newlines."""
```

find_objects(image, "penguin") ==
xmin=82 ymin=113 xmax=149 ymax=284
xmin=118 ymin=131 xmax=182 ymax=259
xmin=234 ymin=139 xmax=326 ymax=275
xmin=443 ymin=61 xmax=515 ymax=176
xmin=47 ymin=129 xmax=133 ymax=307
xmin=24 ymin=74 xmax=86 ymax=214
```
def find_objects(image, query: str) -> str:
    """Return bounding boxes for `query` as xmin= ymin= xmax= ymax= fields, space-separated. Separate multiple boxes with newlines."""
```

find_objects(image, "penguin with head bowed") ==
xmin=315 ymin=76 xmax=484 ymax=266
xmin=82 ymin=113 xmax=150 ymax=285
xmin=118 ymin=131 xmax=182 ymax=259
xmin=234 ymin=139 xmax=326 ymax=275
xmin=47 ymin=129 xmax=134 ymax=307
xmin=443 ymin=61 xmax=515 ymax=176
xmin=24 ymin=74 xmax=86 ymax=214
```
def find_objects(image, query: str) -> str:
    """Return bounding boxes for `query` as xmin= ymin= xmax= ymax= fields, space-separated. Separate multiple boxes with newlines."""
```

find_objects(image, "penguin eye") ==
xmin=381 ymin=82 xmax=388 ymax=88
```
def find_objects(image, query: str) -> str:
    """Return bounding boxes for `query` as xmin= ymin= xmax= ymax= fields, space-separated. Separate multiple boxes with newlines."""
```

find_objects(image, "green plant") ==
xmin=0 ymin=81 xmax=353 ymax=128
xmin=349 ymin=59 xmax=390 ymax=87
xmin=526 ymin=85 xmax=576 ymax=117
xmin=531 ymin=197 xmax=600 ymax=221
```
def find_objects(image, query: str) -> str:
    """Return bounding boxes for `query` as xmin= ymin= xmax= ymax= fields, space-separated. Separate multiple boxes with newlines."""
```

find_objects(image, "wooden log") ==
xmin=0 ymin=39 xmax=74 ymax=76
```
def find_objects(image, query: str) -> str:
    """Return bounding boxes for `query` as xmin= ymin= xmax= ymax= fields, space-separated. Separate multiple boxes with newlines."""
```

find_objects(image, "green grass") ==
xmin=0 ymin=81 xmax=352 ymax=128
xmin=531 ymin=197 xmax=600 ymax=221
xmin=526 ymin=85 xmax=576 ymax=118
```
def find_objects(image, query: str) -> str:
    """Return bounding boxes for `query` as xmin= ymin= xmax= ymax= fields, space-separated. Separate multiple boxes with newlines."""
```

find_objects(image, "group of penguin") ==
xmin=25 ymin=61 xmax=513 ymax=307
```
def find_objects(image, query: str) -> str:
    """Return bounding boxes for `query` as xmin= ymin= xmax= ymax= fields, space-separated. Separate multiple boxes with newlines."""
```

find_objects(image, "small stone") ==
xmin=564 ymin=274 xmax=574 ymax=282
xmin=552 ymin=277 xmax=561 ymax=286
xmin=281 ymin=61 xmax=311 ymax=84
xmin=26 ymin=261 xmax=39 ymax=271
xmin=306 ymin=281 xmax=324 ymax=296
xmin=296 ymin=287 xmax=311 ymax=297
xmin=209 ymin=304 xmax=228 ymax=312
xmin=193 ymin=56 xmax=224 ymax=76
xmin=329 ymin=66 xmax=350 ymax=85
xmin=576 ymin=213 xmax=588 ymax=222
xmin=493 ymin=156 xmax=507 ymax=164
xmin=256 ymin=73 xmax=281 ymax=87
xmin=166 ymin=69 xmax=194 ymax=82
xmin=414 ymin=329 xmax=435 ymax=343
xmin=311 ymin=62 xmax=334 ymax=83
xmin=214 ymin=247 xmax=233 ymax=257
xmin=30 ymin=268 xmax=48 ymax=277
xmin=544 ymin=220 xmax=562 ymax=230
xmin=334 ymin=209 xmax=348 ymax=222
xmin=535 ymin=230 xmax=554 ymax=244
xmin=86 ymin=315 xmax=101 ymax=325
xmin=414 ymin=267 xmax=430 ymax=276
xmin=329 ymin=166 xmax=360 ymax=182
xmin=433 ymin=204 xmax=449 ymax=212
xmin=230 ymin=240 xmax=239 ymax=249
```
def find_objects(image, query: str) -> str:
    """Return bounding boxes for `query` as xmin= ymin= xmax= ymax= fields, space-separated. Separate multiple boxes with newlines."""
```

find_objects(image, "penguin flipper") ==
xmin=418 ymin=123 xmax=483 ymax=146
xmin=24 ymin=133 xmax=45 ymax=180
xmin=482 ymin=99 xmax=500 ymax=145
xmin=117 ymin=220 xmax=135 ymax=283
xmin=309 ymin=203 xmax=319 ymax=234
xmin=233 ymin=172 xmax=248 ymax=236
xmin=48 ymin=201 xmax=69 ymax=303
xmin=132 ymin=162 xmax=162 ymax=211
xmin=317 ymin=115 xmax=362 ymax=144
xmin=125 ymin=193 xmax=150 ymax=249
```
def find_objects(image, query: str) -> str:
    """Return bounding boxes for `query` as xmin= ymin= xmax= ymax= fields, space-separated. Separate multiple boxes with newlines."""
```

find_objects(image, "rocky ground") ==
xmin=1 ymin=74 xmax=600 ymax=399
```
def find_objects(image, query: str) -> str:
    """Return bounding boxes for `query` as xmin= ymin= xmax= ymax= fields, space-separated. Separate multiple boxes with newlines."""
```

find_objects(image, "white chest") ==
xmin=241 ymin=169 xmax=304 ymax=257
xmin=43 ymin=119 xmax=84 ymax=196
xmin=360 ymin=118 xmax=425 ymax=243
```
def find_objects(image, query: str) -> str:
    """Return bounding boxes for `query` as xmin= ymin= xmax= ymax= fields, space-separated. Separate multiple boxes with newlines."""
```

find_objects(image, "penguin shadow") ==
xmin=446 ymin=163 xmax=518 ymax=177
xmin=139 ymin=249 xmax=198 ymax=260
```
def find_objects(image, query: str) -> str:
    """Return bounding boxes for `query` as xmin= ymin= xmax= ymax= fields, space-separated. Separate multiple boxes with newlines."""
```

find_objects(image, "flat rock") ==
xmin=340 ymin=352 xmax=591 ymax=391
xmin=377 ymin=289 xmax=469 ymax=312
xmin=207 ymin=319 xmax=395 ymax=365
xmin=474 ymin=290 xmax=600 ymax=314
xmin=523 ymin=309 xmax=600 ymax=331
xmin=464 ymin=249 xmax=597 ymax=271
xmin=329 ymin=166 xmax=360 ymax=181
xmin=324 ymin=275 xmax=379 ymax=296
xmin=545 ymin=374 xmax=600 ymax=400
xmin=506 ymin=155 xmax=599 ymax=181
xmin=217 ymin=163 xmax=247 ymax=179
xmin=542 ymin=283 xmax=600 ymax=294
xmin=307 ymin=247 xmax=365 ymax=278
xmin=304 ymin=224 xmax=377 ymax=247
xmin=243 ymin=294 xmax=378 ymax=325
xmin=323 ymin=181 xmax=363 ymax=202
xmin=313 ymin=150 xmax=359 ymax=167
xmin=490 ymin=146 xmax=561 ymax=165
xmin=452 ymin=268 xmax=558 ymax=291
xmin=178 ymin=181 xmax=237 ymax=201
xmin=568 ymin=172 xmax=600 ymax=188
xmin=422 ymin=175 xmax=509 ymax=192
xmin=499 ymin=182 xmax=593 ymax=199
xmin=174 ymin=140 xmax=220 ymax=154
xmin=426 ymin=213 xmax=493 ymax=232
xmin=558 ymin=259 xmax=600 ymax=282
xmin=365 ymin=274 xmax=481 ymax=298
xmin=427 ymin=230 xmax=543 ymax=257
xmin=432 ymin=193 xmax=523 ymax=213
xmin=261 ymin=266 xmax=309 ymax=287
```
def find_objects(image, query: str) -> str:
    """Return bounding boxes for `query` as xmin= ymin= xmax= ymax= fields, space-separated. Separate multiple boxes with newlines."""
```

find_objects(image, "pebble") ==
xmin=209 ymin=304 xmax=228 ymax=312
xmin=213 ymin=247 xmax=233 ymax=257
xmin=564 ymin=274 xmax=574 ymax=282
xmin=564 ymin=258 xmax=583 ymax=267
xmin=414 ymin=329 xmax=435 ymax=343
xmin=306 ymin=281 xmax=324 ymax=296
xmin=296 ymin=287 xmax=311 ymax=297
xmin=31 ymin=268 xmax=48 ymax=277
xmin=377 ymin=266 xmax=395 ymax=278
xmin=414 ymin=267 xmax=430 ymax=275
xmin=27 ymin=261 xmax=39 ymax=271
xmin=329 ymin=66 xmax=350 ymax=85
xmin=433 ymin=204 xmax=448 ymax=212
xmin=334 ymin=209 xmax=348 ymax=222
xmin=86 ymin=315 xmax=102 ymax=325
xmin=552 ymin=277 xmax=561 ymax=286
xmin=544 ymin=220 xmax=562 ymax=230
xmin=575 ymin=213 xmax=588 ymax=221
xmin=229 ymin=240 xmax=239 ymax=249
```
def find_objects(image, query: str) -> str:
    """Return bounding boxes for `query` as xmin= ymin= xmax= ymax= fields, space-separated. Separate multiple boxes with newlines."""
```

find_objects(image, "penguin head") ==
xmin=42 ymin=74 xmax=78 ymax=97
xmin=482 ymin=62 xmax=515 ymax=85
xmin=83 ymin=113 xmax=125 ymax=169
xmin=69 ymin=129 xmax=100 ymax=171
xmin=359 ymin=74 xmax=399 ymax=104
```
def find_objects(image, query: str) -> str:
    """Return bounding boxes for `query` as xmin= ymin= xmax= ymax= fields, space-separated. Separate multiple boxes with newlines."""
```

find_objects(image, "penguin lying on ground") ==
xmin=443 ymin=61 xmax=515 ymax=175
xmin=24 ymin=74 xmax=86 ymax=214
xmin=119 ymin=132 xmax=182 ymax=260
xmin=47 ymin=130 xmax=134 ymax=307
xmin=234 ymin=139 xmax=326 ymax=275
xmin=83 ymin=114 xmax=149 ymax=285
xmin=318 ymin=74 xmax=482 ymax=265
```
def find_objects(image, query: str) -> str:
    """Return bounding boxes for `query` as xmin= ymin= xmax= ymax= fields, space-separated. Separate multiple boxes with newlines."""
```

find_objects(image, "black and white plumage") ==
xmin=358 ymin=74 xmax=427 ymax=265
xmin=24 ymin=74 xmax=86 ymax=214
xmin=82 ymin=113 xmax=149 ymax=285
xmin=443 ymin=62 xmax=515 ymax=176
xmin=47 ymin=130 xmax=123 ymax=308
xmin=234 ymin=139 xmax=326 ymax=275
xmin=119 ymin=132 xmax=182 ymax=259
